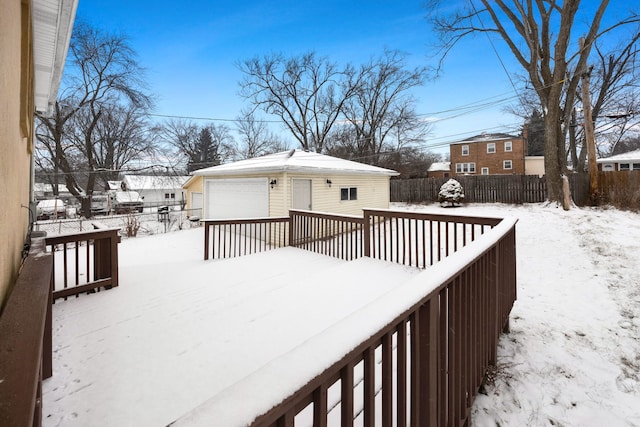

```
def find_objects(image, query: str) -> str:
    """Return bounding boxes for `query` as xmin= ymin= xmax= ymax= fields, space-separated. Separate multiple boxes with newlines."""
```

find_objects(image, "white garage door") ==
xmin=205 ymin=178 xmax=269 ymax=219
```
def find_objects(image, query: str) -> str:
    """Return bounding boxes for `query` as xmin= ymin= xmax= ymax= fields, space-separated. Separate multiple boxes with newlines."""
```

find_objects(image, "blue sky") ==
xmin=74 ymin=1 xmax=631 ymax=155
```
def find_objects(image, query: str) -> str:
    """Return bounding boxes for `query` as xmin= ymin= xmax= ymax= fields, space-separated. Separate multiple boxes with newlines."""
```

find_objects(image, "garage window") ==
xmin=341 ymin=187 xmax=357 ymax=201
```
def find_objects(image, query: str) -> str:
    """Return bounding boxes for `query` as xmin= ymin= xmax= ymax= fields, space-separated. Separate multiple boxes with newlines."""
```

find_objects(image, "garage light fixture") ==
xmin=326 ymin=179 xmax=332 ymax=187
xmin=270 ymin=179 xmax=277 ymax=189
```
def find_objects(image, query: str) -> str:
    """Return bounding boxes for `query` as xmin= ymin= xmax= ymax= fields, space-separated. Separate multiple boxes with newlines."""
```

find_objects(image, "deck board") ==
xmin=43 ymin=229 xmax=418 ymax=426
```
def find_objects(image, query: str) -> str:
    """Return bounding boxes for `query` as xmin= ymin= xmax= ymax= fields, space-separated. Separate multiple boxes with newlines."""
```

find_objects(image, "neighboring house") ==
xmin=0 ymin=0 xmax=76 ymax=307
xmin=184 ymin=149 xmax=398 ymax=219
xmin=122 ymin=175 xmax=189 ymax=207
xmin=597 ymin=149 xmax=640 ymax=171
xmin=427 ymin=162 xmax=451 ymax=178
xmin=450 ymin=132 xmax=526 ymax=176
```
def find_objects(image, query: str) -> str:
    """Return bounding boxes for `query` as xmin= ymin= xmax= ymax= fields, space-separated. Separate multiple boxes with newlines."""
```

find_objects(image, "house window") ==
xmin=603 ymin=164 xmax=614 ymax=171
xmin=455 ymin=163 xmax=476 ymax=174
xmin=633 ymin=163 xmax=640 ymax=170
xmin=504 ymin=160 xmax=513 ymax=170
xmin=481 ymin=167 xmax=489 ymax=175
xmin=487 ymin=143 xmax=496 ymax=153
xmin=461 ymin=145 xmax=469 ymax=156
xmin=341 ymin=187 xmax=357 ymax=201
xmin=165 ymin=193 xmax=176 ymax=199
xmin=505 ymin=141 xmax=512 ymax=152
xmin=619 ymin=163 xmax=630 ymax=171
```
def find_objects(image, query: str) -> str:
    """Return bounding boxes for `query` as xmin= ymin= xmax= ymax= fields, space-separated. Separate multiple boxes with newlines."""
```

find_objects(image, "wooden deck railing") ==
xmin=247 ymin=217 xmax=517 ymax=427
xmin=289 ymin=210 xmax=364 ymax=260
xmin=181 ymin=216 xmax=517 ymax=426
xmin=194 ymin=210 xmax=517 ymax=426
xmin=1 ymin=227 xmax=121 ymax=425
xmin=364 ymin=209 xmax=501 ymax=268
xmin=203 ymin=217 xmax=290 ymax=260
xmin=0 ymin=239 xmax=52 ymax=427
xmin=45 ymin=227 xmax=120 ymax=300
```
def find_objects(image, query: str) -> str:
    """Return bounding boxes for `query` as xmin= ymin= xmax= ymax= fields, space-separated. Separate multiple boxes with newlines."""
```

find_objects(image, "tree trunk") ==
xmin=543 ymin=113 xmax=570 ymax=209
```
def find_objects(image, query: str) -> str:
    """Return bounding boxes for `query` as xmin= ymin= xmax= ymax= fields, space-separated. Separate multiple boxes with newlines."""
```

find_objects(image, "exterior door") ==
xmin=292 ymin=179 xmax=312 ymax=210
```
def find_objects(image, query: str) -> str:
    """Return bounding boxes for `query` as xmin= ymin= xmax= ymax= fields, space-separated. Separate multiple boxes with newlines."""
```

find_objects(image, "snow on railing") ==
xmin=181 ymin=215 xmax=517 ymax=426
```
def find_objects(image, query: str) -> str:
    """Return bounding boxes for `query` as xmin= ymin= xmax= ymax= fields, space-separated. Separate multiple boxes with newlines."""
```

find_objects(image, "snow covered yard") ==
xmin=393 ymin=202 xmax=640 ymax=426
xmin=41 ymin=202 xmax=640 ymax=426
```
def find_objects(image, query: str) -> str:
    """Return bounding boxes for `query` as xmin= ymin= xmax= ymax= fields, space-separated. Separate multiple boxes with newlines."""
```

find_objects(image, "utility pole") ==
xmin=580 ymin=37 xmax=598 ymax=199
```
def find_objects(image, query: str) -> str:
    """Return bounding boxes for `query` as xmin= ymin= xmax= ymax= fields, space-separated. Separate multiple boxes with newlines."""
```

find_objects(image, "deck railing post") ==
xmin=109 ymin=231 xmax=119 ymax=289
xmin=288 ymin=212 xmax=294 ymax=247
xmin=363 ymin=210 xmax=371 ymax=258
xmin=204 ymin=222 xmax=210 ymax=260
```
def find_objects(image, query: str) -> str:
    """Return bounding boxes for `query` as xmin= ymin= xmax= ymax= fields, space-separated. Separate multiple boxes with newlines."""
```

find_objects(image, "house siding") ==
xmin=450 ymin=137 xmax=526 ymax=176
xmin=183 ymin=176 xmax=203 ymax=211
xmin=194 ymin=172 xmax=391 ymax=219
xmin=0 ymin=0 xmax=35 ymax=310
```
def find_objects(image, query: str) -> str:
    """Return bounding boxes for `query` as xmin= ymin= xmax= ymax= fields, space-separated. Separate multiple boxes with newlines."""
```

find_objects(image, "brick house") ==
xmin=450 ymin=133 xmax=526 ymax=176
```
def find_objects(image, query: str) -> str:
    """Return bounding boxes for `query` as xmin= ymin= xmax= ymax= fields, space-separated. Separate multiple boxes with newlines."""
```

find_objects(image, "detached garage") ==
xmin=183 ymin=149 xmax=398 ymax=220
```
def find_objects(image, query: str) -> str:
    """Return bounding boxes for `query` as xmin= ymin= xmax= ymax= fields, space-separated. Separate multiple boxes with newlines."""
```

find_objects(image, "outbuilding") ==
xmin=122 ymin=175 xmax=190 ymax=209
xmin=597 ymin=149 xmax=640 ymax=171
xmin=183 ymin=149 xmax=398 ymax=219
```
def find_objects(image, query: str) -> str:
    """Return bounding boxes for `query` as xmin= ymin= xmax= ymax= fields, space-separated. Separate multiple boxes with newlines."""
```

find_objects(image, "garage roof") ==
xmin=192 ymin=150 xmax=399 ymax=177
xmin=596 ymin=149 xmax=640 ymax=163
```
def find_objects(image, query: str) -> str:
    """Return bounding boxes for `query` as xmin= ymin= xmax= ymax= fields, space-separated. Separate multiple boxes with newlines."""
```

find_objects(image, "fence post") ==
xmin=363 ymin=210 xmax=371 ymax=258
xmin=288 ymin=212 xmax=294 ymax=247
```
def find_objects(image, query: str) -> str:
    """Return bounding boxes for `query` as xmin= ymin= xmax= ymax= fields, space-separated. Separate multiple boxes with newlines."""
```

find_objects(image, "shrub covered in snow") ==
xmin=438 ymin=178 xmax=465 ymax=206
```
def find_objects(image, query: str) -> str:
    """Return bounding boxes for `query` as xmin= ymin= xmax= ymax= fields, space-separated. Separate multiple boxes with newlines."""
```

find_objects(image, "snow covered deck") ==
xmin=42 ymin=228 xmax=420 ymax=426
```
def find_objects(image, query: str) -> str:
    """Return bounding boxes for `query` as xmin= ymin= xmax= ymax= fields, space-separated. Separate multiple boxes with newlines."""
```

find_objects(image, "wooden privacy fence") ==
xmin=391 ymin=174 xmax=590 ymax=206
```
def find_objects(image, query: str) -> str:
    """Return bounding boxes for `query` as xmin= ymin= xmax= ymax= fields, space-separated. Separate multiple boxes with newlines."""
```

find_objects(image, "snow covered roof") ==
xmin=106 ymin=180 xmax=122 ymax=191
xmin=428 ymin=162 xmax=450 ymax=172
xmin=33 ymin=183 xmax=70 ymax=193
xmin=192 ymin=150 xmax=399 ymax=177
xmin=454 ymin=132 xmax=520 ymax=144
xmin=596 ymin=149 xmax=640 ymax=163
xmin=123 ymin=175 xmax=190 ymax=190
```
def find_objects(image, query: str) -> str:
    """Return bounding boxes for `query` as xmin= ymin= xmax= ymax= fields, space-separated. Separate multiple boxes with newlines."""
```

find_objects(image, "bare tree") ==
xmin=427 ymin=1 xmax=637 ymax=207
xmin=341 ymin=50 xmax=431 ymax=164
xmin=35 ymin=22 xmax=153 ymax=216
xmin=235 ymin=110 xmax=288 ymax=159
xmin=155 ymin=119 xmax=236 ymax=172
xmin=238 ymin=51 xmax=358 ymax=153
xmin=73 ymin=103 xmax=152 ymax=181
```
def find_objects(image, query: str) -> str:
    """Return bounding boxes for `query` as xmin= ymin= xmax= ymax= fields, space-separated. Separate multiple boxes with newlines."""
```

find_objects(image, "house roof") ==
xmin=192 ymin=150 xmax=399 ymax=177
xmin=123 ymin=175 xmax=190 ymax=191
xmin=428 ymin=162 xmax=450 ymax=172
xmin=596 ymin=149 xmax=640 ymax=163
xmin=32 ymin=0 xmax=78 ymax=115
xmin=453 ymin=132 xmax=520 ymax=144
xmin=34 ymin=183 xmax=70 ymax=193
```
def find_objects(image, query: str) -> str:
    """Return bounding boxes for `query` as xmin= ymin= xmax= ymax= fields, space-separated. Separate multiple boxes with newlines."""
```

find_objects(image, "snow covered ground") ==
xmin=42 ymin=202 xmax=640 ymax=426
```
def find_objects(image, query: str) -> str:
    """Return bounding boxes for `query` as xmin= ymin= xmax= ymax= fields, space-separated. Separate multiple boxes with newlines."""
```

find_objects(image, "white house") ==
xmin=122 ymin=175 xmax=190 ymax=208
xmin=183 ymin=149 xmax=398 ymax=219
xmin=597 ymin=149 xmax=640 ymax=171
